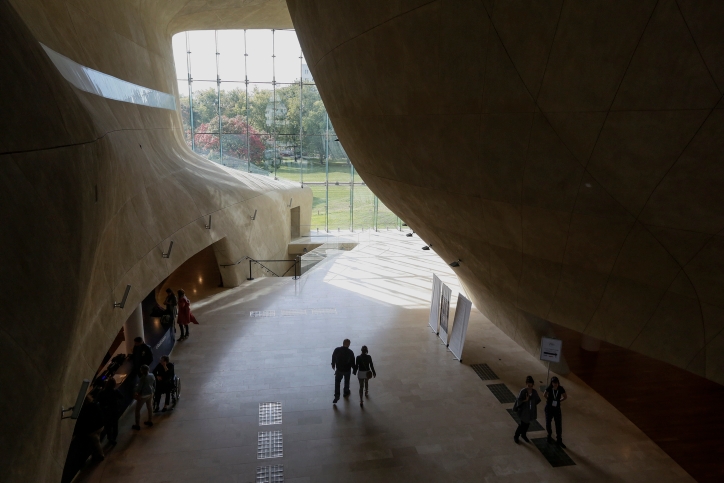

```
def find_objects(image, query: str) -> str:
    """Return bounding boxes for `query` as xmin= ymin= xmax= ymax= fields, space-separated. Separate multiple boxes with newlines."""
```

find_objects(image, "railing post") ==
xmin=247 ymin=259 xmax=254 ymax=281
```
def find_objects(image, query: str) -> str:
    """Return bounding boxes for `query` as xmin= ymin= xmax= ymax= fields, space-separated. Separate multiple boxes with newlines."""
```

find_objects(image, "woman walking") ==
xmin=514 ymin=375 xmax=541 ymax=444
xmin=543 ymin=376 xmax=567 ymax=448
xmin=177 ymin=289 xmax=198 ymax=340
xmin=353 ymin=346 xmax=376 ymax=407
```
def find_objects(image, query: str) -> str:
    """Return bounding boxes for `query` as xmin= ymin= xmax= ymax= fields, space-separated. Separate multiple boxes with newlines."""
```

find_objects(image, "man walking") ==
xmin=331 ymin=339 xmax=355 ymax=404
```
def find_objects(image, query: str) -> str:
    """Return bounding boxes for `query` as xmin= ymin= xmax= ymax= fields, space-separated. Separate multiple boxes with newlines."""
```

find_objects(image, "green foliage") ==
xmin=180 ymin=83 xmax=330 ymax=158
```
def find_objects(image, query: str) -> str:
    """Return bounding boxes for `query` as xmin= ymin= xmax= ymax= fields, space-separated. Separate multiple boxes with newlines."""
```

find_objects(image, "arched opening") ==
xmin=62 ymin=245 xmax=225 ymax=481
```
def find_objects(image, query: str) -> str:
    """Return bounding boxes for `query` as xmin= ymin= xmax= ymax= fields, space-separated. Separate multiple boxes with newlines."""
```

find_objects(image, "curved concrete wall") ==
xmin=0 ymin=1 xmax=306 ymax=481
xmin=288 ymin=1 xmax=724 ymax=384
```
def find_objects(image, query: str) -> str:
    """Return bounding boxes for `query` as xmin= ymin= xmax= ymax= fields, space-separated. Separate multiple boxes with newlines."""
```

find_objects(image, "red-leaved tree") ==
xmin=195 ymin=116 xmax=265 ymax=163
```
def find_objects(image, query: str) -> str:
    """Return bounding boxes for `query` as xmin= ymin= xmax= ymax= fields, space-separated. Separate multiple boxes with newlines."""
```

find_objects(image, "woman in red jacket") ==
xmin=176 ymin=289 xmax=198 ymax=340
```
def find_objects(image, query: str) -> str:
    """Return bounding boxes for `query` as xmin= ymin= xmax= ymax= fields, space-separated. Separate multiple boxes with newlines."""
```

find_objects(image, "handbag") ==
xmin=366 ymin=370 xmax=373 ymax=380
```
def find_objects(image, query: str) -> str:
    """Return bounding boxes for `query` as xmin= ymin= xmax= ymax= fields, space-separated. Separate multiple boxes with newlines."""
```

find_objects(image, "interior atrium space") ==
xmin=1 ymin=1 xmax=724 ymax=482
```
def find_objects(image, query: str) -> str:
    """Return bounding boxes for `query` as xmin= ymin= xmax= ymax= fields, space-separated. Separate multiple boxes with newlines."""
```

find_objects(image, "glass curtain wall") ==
xmin=173 ymin=29 xmax=401 ymax=232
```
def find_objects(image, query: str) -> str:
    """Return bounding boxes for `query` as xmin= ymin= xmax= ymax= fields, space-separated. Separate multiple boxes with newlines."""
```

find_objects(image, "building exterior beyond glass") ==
xmin=173 ymin=29 xmax=400 ymax=232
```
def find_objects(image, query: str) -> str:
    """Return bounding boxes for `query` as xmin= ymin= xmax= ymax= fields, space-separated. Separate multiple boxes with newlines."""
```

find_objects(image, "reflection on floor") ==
xmin=555 ymin=323 xmax=724 ymax=482
xmin=75 ymin=232 xmax=693 ymax=482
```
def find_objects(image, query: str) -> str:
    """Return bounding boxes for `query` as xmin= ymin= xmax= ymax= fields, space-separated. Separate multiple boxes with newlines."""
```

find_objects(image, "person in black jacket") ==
xmin=73 ymin=395 xmax=105 ymax=461
xmin=129 ymin=337 xmax=153 ymax=378
xmin=96 ymin=379 xmax=123 ymax=445
xmin=152 ymin=355 xmax=175 ymax=412
xmin=331 ymin=339 xmax=355 ymax=404
xmin=353 ymin=345 xmax=376 ymax=407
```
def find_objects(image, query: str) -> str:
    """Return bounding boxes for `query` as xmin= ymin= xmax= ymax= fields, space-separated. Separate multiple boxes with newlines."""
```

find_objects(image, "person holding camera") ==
xmin=353 ymin=345 xmax=376 ymax=407
xmin=513 ymin=375 xmax=541 ymax=444
xmin=543 ymin=376 xmax=567 ymax=448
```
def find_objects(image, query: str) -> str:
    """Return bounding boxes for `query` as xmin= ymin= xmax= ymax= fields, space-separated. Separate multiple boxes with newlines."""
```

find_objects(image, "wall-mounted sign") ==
xmin=540 ymin=337 xmax=562 ymax=363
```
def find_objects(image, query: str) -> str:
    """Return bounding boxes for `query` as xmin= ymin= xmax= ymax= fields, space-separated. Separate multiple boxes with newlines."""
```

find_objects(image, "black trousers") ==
xmin=154 ymin=383 xmax=171 ymax=407
xmin=179 ymin=324 xmax=189 ymax=337
xmin=545 ymin=406 xmax=562 ymax=439
xmin=514 ymin=421 xmax=530 ymax=439
xmin=103 ymin=415 xmax=119 ymax=443
xmin=334 ymin=371 xmax=350 ymax=398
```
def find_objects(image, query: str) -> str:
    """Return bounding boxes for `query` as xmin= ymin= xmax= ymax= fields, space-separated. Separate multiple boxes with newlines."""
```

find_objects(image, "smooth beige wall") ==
xmin=288 ymin=0 xmax=724 ymax=387
xmin=0 ymin=1 xmax=307 ymax=481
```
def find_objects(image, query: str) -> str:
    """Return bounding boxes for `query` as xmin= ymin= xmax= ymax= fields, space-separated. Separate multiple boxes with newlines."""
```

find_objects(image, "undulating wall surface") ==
xmin=288 ymin=0 xmax=724 ymax=384
xmin=0 ymin=1 xmax=306 ymax=481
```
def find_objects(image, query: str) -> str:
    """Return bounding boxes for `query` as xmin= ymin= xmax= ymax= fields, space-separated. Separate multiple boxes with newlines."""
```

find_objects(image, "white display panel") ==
xmin=428 ymin=274 xmax=442 ymax=334
xmin=438 ymin=283 xmax=452 ymax=345
xmin=449 ymin=293 xmax=472 ymax=361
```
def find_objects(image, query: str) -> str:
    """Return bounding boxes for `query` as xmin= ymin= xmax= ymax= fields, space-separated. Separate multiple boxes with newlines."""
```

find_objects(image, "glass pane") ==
xmin=191 ymin=81 xmax=218 ymax=132
xmin=217 ymin=30 xmax=245 ymax=83
xmin=247 ymin=83 xmax=273 ymax=134
xmin=274 ymin=134 xmax=300 ymax=182
xmin=177 ymin=80 xmax=192 ymax=148
xmin=219 ymin=83 xmax=247 ymax=129
xmin=328 ymin=140 xmax=352 ymax=183
xmin=327 ymin=185 xmax=350 ymax=231
xmin=377 ymin=199 xmax=398 ymax=230
xmin=274 ymin=29 xmax=302 ymax=84
xmin=188 ymin=30 xmax=217 ymax=82
xmin=301 ymin=136 xmax=325 ymax=181
xmin=172 ymin=33 xmax=188 ymax=80
xmin=352 ymin=185 xmax=375 ymax=231
xmin=310 ymin=184 xmax=327 ymax=231
xmin=246 ymin=30 xmax=273 ymax=82
xmin=274 ymin=83 xmax=299 ymax=136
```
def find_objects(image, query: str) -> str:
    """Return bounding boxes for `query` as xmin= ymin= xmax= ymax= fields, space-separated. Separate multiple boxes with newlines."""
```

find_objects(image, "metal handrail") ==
xmin=219 ymin=256 xmax=300 ymax=280
xmin=247 ymin=259 xmax=299 ymax=280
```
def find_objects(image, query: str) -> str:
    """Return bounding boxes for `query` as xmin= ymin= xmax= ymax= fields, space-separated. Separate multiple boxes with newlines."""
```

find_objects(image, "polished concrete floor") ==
xmin=76 ymin=232 xmax=693 ymax=482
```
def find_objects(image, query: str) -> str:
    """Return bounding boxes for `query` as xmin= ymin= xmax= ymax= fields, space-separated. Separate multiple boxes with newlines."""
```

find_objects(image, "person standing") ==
xmin=132 ymin=365 xmax=155 ymax=430
xmin=129 ymin=337 xmax=153 ymax=378
xmin=152 ymin=355 xmax=175 ymax=412
xmin=96 ymin=379 xmax=123 ymax=445
xmin=164 ymin=288 xmax=178 ymax=327
xmin=331 ymin=339 xmax=355 ymax=404
xmin=514 ymin=375 xmax=541 ymax=444
xmin=177 ymin=289 xmax=198 ymax=341
xmin=73 ymin=395 xmax=105 ymax=461
xmin=543 ymin=376 xmax=567 ymax=448
xmin=353 ymin=345 xmax=376 ymax=407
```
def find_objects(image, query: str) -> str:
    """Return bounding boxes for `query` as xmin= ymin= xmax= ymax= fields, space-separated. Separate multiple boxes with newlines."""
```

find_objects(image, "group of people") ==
xmin=331 ymin=339 xmax=377 ymax=406
xmin=513 ymin=375 xmax=568 ymax=448
xmin=70 ymin=288 xmax=195 ymax=465
xmin=131 ymin=354 xmax=176 ymax=430
xmin=163 ymin=287 xmax=198 ymax=340
xmin=328 ymin=339 xmax=569 ymax=450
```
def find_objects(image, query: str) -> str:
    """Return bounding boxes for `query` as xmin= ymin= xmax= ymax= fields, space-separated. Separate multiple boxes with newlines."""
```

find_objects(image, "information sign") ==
xmin=539 ymin=337 xmax=562 ymax=363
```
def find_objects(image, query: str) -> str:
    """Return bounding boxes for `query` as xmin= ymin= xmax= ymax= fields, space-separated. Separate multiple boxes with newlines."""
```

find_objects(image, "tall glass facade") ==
xmin=173 ymin=30 xmax=401 ymax=232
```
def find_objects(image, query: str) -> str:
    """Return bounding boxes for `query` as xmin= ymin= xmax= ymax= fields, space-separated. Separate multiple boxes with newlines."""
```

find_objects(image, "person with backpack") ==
xmin=331 ymin=339 xmax=355 ymax=404
xmin=353 ymin=345 xmax=376 ymax=407
xmin=543 ymin=376 xmax=568 ymax=448
xmin=513 ymin=375 xmax=541 ymax=444
xmin=129 ymin=337 xmax=153 ymax=378
xmin=132 ymin=365 xmax=156 ymax=430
